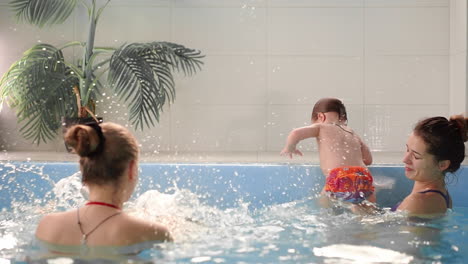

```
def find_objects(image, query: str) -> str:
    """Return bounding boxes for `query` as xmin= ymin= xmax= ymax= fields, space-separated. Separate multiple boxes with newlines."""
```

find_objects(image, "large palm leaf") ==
xmin=10 ymin=0 xmax=78 ymax=27
xmin=108 ymin=42 xmax=204 ymax=130
xmin=3 ymin=0 xmax=205 ymax=144
xmin=0 ymin=44 xmax=79 ymax=144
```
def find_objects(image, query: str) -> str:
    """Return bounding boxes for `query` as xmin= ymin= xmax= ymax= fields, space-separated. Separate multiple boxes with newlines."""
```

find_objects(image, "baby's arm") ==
xmin=281 ymin=124 xmax=320 ymax=158
xmin=359 ymin=137 xmax=372 ymax=165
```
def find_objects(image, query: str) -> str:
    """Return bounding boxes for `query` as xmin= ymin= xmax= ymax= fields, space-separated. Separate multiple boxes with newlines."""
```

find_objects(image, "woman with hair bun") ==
xmin=393 ymin=115 xmax=467 ymax=218
xmin=35 ymin=122 xmax=172 ymax=254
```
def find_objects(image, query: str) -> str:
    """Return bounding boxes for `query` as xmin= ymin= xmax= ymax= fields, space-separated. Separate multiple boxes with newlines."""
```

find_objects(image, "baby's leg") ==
xmin=367 ymin=192 xmax=376 ymax=203
xmin=318 ymin=193 xmax=333 ymax=208
xmin=316 ymin=188 xmax=332 ymax=208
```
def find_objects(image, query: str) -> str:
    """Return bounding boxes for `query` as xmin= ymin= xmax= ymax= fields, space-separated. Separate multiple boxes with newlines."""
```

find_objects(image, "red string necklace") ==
xmin=85 ymin=201 xmax=120 ymax=210
xmin=78 ymin=202 xmax=121 ymax=246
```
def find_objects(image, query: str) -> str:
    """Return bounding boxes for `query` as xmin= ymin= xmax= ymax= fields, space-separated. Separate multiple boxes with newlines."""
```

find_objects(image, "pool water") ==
xmin=0 ymin=162 xmax=467 ymax=263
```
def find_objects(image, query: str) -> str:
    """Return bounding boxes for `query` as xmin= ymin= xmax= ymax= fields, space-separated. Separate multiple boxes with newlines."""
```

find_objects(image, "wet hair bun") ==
xmin=449 ymin=114 xmax=468 ymax=142
xmin=64 ymin=125 xmax=101 ymax=157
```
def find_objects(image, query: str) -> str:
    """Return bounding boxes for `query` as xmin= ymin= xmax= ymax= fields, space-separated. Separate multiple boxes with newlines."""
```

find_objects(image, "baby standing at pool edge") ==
xmin=281 ymin=98 xmax=376 ymax=205
xmin=35 ymin=122 xmax=172 ymax=253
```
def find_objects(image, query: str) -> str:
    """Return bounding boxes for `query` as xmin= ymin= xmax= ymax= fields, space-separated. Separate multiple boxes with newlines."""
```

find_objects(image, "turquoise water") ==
xmin=0 ymin=163 xmax=467 ymax=263
xmin=2 ymin=194 xmax=468 ymax=263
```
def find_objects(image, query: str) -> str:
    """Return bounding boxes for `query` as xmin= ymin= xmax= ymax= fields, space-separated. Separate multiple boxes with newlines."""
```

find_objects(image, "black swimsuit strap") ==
xmin=418 ymin=189 xmax=451 ymax=208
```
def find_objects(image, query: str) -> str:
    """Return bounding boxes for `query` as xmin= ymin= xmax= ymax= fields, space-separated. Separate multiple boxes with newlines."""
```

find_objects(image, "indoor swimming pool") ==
xmin=0 ymin=162 xmax=467 ymax=263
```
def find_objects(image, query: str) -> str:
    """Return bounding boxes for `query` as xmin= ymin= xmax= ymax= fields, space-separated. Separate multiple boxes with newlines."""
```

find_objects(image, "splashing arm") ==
xmin=281 ymin=124 xmax=320 ymax=158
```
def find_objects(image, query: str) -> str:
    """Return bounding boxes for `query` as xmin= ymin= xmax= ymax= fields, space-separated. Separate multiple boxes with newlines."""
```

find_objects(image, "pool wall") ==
xmin=0 ymin=162 xmax=467 ymax=210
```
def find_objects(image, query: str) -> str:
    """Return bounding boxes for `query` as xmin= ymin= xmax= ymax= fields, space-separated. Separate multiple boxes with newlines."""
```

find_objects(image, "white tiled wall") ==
xmin=0 ymin=0 xmax=465 ymax=162
xmin=450 ymin=0 xmax=467 ymax=115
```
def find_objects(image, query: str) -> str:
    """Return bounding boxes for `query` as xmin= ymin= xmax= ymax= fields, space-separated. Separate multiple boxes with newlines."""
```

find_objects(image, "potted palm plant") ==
xmin=0 ymin=0 xmax=204 ymax=145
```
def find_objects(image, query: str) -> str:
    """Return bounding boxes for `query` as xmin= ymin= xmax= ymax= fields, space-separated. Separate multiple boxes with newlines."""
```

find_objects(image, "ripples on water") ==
xmin=0 ymin=171 xmax=467 ymax=263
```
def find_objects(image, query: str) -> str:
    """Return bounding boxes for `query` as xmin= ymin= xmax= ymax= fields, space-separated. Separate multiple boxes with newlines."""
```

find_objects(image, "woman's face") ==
xmin=402 ymin=132 xmax=442 ymax=182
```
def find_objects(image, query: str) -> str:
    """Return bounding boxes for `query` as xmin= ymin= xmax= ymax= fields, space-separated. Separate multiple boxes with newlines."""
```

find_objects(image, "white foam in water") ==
xmin=0 ymin=234 xmax=17 ymax=250
xmin=313 ymin=244 xmax=414 ymax=263
xmin=80 ymin=186 xmax=89 ymax=200
xmin=0 ymin=258 xmax=10 ymax=264
xmin=45 ymin=258 xmax=74 ymax=264
xmin=127 ymin=188 xmax=218 ymax=243
xmin=1 ymin=168 xmax=466 ymax=263
xmin=373 ymin=175 xmax=396 ymax=190
xmin=52 ymin=172 xmax=85 ymax=209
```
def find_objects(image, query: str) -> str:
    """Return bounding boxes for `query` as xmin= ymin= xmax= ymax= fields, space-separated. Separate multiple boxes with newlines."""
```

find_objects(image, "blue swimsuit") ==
xmin=391 ymin=189 xmax=451 ymax=212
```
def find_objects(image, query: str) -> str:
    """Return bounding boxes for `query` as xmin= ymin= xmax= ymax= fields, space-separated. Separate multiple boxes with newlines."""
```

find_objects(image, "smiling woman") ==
xmin=393 ymin=115 xmax=468 ymax=218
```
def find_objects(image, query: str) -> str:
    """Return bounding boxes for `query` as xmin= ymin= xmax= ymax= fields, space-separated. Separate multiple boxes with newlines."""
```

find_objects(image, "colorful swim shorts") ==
xmin=324 ymin=166 xmax=374 ymax=204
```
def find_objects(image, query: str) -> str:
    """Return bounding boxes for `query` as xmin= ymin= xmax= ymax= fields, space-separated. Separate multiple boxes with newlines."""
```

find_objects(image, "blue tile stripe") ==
xmin=0 ymin=162 xmax=466 ymax=210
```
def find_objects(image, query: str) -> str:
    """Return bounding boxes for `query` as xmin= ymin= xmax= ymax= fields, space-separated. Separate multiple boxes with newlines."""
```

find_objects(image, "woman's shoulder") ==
xmin=117 ymin=214 xmax=173 ymax=243
xmin=399 ymin=191 xmax=448 ymax=217
xmin=37 ymin=210 xmax=75 ymax=225
xmin=35 ymin=210 xmax=77 ymax=240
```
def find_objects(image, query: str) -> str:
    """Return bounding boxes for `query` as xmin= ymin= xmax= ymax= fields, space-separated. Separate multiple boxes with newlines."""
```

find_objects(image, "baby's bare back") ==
xmin=317 ymin=124 xmax=366 ymax=176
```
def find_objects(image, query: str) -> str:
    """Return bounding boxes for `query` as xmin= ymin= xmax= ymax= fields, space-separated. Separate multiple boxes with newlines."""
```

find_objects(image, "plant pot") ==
xmin=62 ymin=116 xmax=103 ymax=152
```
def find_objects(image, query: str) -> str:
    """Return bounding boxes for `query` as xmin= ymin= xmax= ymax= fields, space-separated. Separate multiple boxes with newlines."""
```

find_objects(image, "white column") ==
xmin=450 ymin=0 xmax=467 ymax=115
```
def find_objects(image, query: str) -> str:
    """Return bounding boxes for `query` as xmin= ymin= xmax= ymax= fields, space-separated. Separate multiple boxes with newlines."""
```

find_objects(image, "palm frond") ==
xmin=108 ymin=42 xmax=204 ymax=129
xmin=147 ymin=42 xmax=205 ymax=76
xmin=10 ymin=0 xmax=78 ymax=27
xmin=0 ymin=43 xmax=79 ymax=143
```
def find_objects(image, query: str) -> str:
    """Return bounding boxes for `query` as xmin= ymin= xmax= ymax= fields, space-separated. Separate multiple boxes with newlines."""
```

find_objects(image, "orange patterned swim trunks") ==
xmin=325 ymin=166 xmax=374 ymax=204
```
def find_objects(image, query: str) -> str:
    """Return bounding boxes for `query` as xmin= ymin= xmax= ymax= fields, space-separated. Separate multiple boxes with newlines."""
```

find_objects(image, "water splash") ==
xmin=0 ymin=169 xmax=464 ymax=263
